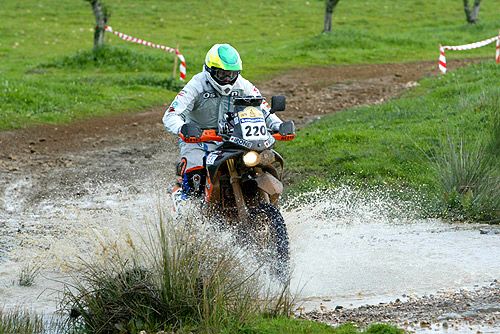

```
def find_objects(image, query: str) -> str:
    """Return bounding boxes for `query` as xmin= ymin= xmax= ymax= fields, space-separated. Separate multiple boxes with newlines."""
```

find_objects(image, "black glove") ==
xmin=180 ymin=123 xmax=203 ymax=138
xmin=278 ymin=121 xmax=295 ymax=136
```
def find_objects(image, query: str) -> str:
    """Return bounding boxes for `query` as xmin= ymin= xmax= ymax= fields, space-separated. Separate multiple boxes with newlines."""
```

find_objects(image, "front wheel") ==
xmin=248 ymin=203 xmax=290 ymax=281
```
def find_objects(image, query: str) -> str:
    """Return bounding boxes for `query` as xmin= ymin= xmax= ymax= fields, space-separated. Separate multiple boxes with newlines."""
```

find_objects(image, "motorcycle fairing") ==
xmin=227 ymin=106 xmax=276 ymax=152
xmin=205 ymin=149 xmax=242 ymax=177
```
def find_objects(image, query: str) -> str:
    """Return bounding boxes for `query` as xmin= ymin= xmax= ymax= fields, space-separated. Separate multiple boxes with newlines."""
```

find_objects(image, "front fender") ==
xmin=255 ymin=172 xmax=283 ymax=196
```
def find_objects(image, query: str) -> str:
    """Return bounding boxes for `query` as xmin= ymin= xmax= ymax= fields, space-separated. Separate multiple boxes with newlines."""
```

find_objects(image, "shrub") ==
xmin=62 ymin=216 xmax=291 ymax=333
xmin=429 ymin=132 xmax=499 ymax=223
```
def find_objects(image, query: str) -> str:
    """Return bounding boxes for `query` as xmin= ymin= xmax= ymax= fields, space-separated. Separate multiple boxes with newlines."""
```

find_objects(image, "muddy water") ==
xmin=284 ymin=188 xmax=500 ymax=308
xmin=1 ymin=180 xmax=499 ymax=332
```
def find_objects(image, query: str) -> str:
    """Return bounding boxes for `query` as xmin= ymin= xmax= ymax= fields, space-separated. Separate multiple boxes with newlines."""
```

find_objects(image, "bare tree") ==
xmin=323 ymin=0 xmax=340 ymax=33
xmin=85 ymin=0 xmax=110 ymax=49
xmin=463 ymin=0 xmax=481 ymax=24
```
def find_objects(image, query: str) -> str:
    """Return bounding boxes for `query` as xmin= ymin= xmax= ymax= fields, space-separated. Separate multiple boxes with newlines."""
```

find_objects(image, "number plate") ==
xmin=238 ymin=107 xmax=268 ymax=141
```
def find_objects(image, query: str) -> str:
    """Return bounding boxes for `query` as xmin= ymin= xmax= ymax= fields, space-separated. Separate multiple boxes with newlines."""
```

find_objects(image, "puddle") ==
xmin=0 ymin=184 xmax=498 ymax=333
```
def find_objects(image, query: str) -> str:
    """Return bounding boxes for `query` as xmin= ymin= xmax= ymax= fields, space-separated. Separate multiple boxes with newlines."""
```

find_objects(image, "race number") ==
xmin=238 ymin=107 xmax=268 ymax=141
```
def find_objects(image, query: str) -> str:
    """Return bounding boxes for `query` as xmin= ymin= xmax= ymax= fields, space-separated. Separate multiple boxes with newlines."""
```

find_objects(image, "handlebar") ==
xmin=179 ymin=129 xmax=295 ymax=143
xmin=179 ymin=129 xmax=223 ymax=143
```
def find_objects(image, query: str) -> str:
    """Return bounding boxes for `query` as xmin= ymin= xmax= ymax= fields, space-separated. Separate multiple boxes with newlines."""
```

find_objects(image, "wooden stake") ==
xmin=172 ymin=43 xmax=179 ymax=79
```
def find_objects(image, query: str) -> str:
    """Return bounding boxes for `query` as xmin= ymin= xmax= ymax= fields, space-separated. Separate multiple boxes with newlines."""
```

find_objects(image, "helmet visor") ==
xmin=213 ymin=68 xmax=240 ymax=84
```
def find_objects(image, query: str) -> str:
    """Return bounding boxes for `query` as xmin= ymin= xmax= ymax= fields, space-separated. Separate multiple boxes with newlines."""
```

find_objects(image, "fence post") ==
xmin=173 ymin=43 xmax=179 ymax=80
xmin=496 ymin=31 xmax=500 ymax=64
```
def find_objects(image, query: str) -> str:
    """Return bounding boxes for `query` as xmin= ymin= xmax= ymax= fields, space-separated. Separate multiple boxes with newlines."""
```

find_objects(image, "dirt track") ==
xmin=0 ymin=61 xmax=447 ymax=233
xmin=2 ymin=59 xmax=498 ymax=331
xmin=0 ymin=60 xmax=458 ymax=175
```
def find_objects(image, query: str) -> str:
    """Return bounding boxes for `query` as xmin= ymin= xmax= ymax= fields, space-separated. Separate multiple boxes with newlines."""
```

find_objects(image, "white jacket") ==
xmin=163 ymin=71 xmax=282 ymax=135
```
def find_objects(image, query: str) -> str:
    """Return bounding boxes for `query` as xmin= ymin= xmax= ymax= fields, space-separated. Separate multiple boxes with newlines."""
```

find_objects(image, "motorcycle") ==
xmin=176 ymin=95 xmax=295 ymax=279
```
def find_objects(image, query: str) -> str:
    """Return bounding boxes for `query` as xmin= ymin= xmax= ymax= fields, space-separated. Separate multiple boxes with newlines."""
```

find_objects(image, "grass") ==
xmin=250 ymin=319 xmax=403 ymax=334
xmin=1 ymin=0 xmax=500 ymax=129
xmin=17 ymin=262 xmax=41 ymax=287
xmin=278 ymin=61 xmax=499 ymax=222
xmin=427 ymin=119 xmax=500 ymax=223
xmin=0 ymin=308 xmax=44 ymax=334
xmin=62 ymin=216 xmax=293 ymax=333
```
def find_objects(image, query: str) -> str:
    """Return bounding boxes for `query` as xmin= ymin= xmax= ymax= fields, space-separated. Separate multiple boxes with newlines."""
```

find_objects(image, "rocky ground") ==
xmin=303 ymin=280 xmax=499 ymax=333
xmin=1 ymin=58 xmax=497 ymax=332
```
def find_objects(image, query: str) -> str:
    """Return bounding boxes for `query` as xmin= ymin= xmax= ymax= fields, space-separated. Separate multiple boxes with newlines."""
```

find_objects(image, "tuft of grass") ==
xmin=62 ymin=216 xmax=292 ymax=333
xmin=17 ymin=262 xmax=41 ymax=287
xmin=428 ymin=129 xmax=499 ymax=223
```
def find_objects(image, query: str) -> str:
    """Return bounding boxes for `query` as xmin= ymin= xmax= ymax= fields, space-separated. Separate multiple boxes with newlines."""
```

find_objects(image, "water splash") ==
xmin=282 ymin=186 xmax=500 ymax=308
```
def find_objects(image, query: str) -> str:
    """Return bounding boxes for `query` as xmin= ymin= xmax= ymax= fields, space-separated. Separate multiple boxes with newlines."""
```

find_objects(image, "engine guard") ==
xmin=255 ymin=172 xmax=283 ymax=196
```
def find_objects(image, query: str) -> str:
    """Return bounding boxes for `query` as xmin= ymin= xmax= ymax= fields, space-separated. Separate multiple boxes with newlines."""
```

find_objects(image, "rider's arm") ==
xmin=162 ymin=79 xmax=199 ymax=135
xmin=239 ymin=77 xmax=283 ymax=131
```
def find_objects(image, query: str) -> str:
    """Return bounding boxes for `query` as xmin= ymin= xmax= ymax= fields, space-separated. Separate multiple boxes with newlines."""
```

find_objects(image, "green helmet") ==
xmin=204 ymin=44 xmax=242 ymax=95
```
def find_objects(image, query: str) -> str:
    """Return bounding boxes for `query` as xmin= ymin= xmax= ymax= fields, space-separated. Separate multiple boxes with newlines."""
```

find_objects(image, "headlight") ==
xmin=243 ymin=151 xmax=260 ymax=167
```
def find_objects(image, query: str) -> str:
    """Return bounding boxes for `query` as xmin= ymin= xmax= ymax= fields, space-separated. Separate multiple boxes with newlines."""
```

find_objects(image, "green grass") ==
xmin=278 ymin=61 xmax=500 ymax=221
xmin=1 ymin=0 xmax=500 ymax=129
xmin=249 ymin=318 xmax=403 ymax=334
xmin=0 ymin=308 xmax=44 ymax=334
xmin=0 ymin=308 xmax=70 ymax=334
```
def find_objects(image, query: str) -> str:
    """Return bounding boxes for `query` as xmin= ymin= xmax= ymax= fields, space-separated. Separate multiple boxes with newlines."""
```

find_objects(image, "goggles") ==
xmin=212 ymin=68 xmax=240 ymax=84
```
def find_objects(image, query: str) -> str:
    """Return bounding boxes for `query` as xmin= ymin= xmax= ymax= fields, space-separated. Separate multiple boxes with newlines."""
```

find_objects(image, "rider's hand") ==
xmin=180 ymin=123 xmax=203 ymax=138
xmin=278 ymin=121 xmax=295 ymax=136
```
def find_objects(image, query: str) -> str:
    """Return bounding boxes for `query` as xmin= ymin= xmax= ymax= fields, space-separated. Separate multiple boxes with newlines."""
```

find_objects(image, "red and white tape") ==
xmin=439 ymin=32 xmax=500 ymax=73
xmin=105 ymin=26 xmax=186 ymax=80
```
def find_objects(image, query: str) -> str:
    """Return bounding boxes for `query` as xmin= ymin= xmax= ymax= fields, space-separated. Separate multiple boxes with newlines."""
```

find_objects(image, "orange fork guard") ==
xmin=179 ymin=129 xmax=223 ymax=143
xmin=272 ymin=133 xmax=296 ymax=141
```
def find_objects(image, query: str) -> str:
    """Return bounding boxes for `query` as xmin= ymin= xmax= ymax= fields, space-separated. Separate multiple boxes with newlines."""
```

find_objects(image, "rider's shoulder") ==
xmin=233 ymin=75 xmax=254 ymax=90
xmin=185 ymin=72 xmax=207 ymax=93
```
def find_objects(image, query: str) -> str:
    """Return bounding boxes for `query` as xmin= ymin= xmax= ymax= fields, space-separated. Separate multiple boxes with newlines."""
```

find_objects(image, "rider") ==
xmin=163 ymin=43 xmax=283 ymax=199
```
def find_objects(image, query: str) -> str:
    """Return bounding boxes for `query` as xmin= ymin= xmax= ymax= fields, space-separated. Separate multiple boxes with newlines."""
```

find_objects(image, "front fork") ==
xmin=227 ymin=160 xmax=273 ymax=222
xmin=227 ymin=158 xmax=248 ymax=221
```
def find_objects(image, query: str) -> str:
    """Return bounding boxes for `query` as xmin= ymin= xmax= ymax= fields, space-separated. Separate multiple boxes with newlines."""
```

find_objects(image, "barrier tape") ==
xmin=439 ymin=32 xmax=500 ymax=73
xmin=104 ymin=25 xmax=186 ymax=80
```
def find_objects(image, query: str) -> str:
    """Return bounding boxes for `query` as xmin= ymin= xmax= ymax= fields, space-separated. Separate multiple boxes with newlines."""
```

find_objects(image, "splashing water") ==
xmin=1 ymin=181 xmax=499 ymax=331
xmin=283 ymin=186 xmax=500 ymax=309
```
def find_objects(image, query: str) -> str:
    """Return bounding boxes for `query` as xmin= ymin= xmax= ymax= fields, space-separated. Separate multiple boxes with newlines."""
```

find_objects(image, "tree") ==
xmin=85 ymin=0 xmax=110 ymax=50
xmin=323 ymin=0 xmax=340 ymax=33
xmin=463 ymin=0 xmax=481 ymax=24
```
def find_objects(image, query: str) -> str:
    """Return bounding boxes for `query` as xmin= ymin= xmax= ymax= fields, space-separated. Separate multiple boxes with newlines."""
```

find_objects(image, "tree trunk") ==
xmin=463 ymin=0 xmax=481 ymax=24
xmin=323 ymin=0 xmax=340 ymax=33
xmin=89 ymin=0 xmax=109 ymax=49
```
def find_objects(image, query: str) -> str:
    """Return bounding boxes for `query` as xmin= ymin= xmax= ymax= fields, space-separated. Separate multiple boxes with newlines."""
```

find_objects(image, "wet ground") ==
xmin=285 ymin=189 xmax=500 ymax=333
xmin=1 ymin=59 xmax=498 ymax=332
